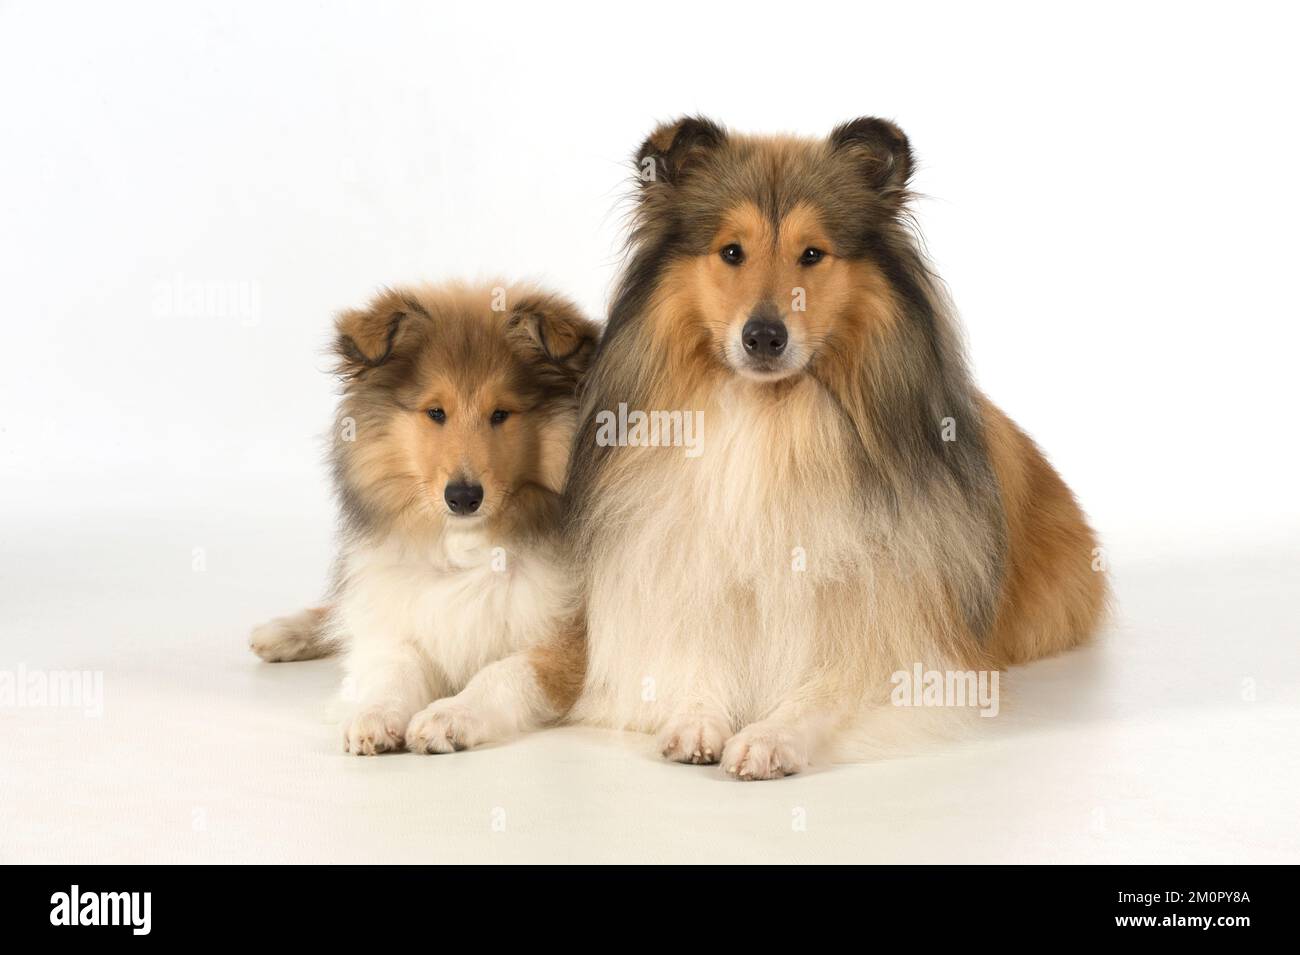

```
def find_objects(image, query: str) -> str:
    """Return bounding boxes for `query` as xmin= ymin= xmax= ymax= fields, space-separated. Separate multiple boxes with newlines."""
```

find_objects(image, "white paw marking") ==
xmin=658 ymin=713 xmax=731 ymax=765
xmin=341 ymin=708 xmax=406 ymax=756
xmin=249 ymin=616 xmax=314 ymax=662
xmin=720 ymin=722 xmax=806 ymax=780
xmin=405 ymin=700 xmax=487 ymax=755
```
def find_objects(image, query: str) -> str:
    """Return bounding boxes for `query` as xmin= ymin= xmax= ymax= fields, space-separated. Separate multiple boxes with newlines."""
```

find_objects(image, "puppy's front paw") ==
xmin=721 ymin=722 xmax=806 ymax=780
xmin=341 ymin=708 xmax=406 ymax=756
xmin=406 ymin=700 xmax=487 ymax=755
xmin=658 ymin=713 xmax=730 ymax=765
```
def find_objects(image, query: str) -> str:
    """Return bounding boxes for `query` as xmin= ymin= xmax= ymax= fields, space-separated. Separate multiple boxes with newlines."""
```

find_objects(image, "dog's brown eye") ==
xmin=720 ymin=244 xmax=745 ymax=266
xmin=490 ymin=410 xmax=510 ymax=426
xmin=427 ymin=408 xmax=446 ymax=424
xmin=799 ymin=247 xmax=825 ymax=266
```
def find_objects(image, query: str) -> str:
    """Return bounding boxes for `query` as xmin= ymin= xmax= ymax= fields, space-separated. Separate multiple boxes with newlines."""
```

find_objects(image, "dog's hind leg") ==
xmin=249 ymin=605 xmax=337 ymax=662
xmin=405 ymin=615 xmax=585 ymax=754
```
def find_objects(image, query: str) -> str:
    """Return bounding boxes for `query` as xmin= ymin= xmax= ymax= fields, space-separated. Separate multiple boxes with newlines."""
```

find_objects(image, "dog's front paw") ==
xmin=721 ymin=721 xmax=806 ymax=780
xmin=658 ymin=713 xmax=731 ymax=764
xmin=405 ymin=700 xmax=487 ymax=755
xmin=341 ymin=708 xmax=406 ymax=756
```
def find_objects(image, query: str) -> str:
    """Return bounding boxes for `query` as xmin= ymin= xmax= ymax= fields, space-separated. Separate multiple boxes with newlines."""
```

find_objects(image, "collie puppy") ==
xmin=249 ymin=281 xmax=597 ymax=755
xmin=397 ymin=118 xmax=1107 ymax=779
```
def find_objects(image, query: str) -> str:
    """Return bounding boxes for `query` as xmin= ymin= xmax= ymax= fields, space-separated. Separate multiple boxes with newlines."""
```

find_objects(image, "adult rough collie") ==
xmin=397 ymin=118 xmax=1108 ymax=779
xmin=250 ymin=282 xmax=596 ymax=755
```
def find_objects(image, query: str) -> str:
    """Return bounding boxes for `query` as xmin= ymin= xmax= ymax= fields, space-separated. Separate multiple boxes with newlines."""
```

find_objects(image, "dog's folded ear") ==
xmin=333 ymin=288 xmax=428 ymax=377
xmin=828 ymin=117 xmax=914 ymax=198
xmin=635 ymin=115 xmax=727 ymax=189
xmin=507 ymin=292 xmax=599 ymax=378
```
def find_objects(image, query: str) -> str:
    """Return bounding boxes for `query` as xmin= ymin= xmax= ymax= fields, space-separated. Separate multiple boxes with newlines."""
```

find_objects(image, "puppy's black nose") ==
xmin=444 ymin=482 xmax=483 ymax=515
xmin=742 ymin=316 xmax=787 ymax=358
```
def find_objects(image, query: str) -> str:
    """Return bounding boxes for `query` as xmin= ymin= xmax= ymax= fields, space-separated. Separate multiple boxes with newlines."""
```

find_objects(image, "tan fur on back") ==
xmin=981 ymin=399 xmax=1109 ymax=665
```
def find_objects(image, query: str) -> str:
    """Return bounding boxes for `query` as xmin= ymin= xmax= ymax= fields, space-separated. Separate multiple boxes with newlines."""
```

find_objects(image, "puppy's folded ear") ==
xmin=635 ymin=115 xmax=727 ymax=189
xmin=333 ymin=288 xmax=428 ymax=377
xmin=507 ymin=292 xmax=599 ymax=379
xmin=828 ymin=117 xmax=914 ymax=198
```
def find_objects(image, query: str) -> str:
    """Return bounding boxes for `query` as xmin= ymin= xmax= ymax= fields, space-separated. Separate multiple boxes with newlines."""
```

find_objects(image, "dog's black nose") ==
xmin=444 ymin=482 xmax=483 ymax=515
xmin=742 ymin=316 xmax=787 ymax=358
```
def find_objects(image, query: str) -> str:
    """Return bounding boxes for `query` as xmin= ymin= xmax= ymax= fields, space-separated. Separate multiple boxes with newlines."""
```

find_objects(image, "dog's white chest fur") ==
xmin=575 ymin=379 xmax=873 ymax=731
xmin=336 ymin=528 xmax=567 ymax=697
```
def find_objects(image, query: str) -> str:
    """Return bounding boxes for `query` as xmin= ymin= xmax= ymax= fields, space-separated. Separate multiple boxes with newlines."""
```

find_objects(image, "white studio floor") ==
xmin=2 ymin=484 xmax=1297 ymax=865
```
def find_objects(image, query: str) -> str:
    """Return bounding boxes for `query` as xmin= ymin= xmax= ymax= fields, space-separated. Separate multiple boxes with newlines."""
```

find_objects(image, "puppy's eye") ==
xmin=799 ymin=247 xmax=826 ymax=266
xmin=719 ymin=243 xmax=745 ymax=266
xmin=489 ymin=410 xmax=510 ymax=426
xmin=427 ymin=408 xmax=446 ymax=424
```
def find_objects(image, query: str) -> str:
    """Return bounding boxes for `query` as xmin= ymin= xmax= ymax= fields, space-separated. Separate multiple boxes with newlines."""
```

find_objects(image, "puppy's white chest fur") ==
xmin=336 ymin=527 xmax=567 ymax=696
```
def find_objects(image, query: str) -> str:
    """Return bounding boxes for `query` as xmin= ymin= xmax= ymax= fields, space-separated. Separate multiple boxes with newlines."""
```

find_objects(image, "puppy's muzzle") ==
xmin=742 ymin=315 xmax=788 ymax=360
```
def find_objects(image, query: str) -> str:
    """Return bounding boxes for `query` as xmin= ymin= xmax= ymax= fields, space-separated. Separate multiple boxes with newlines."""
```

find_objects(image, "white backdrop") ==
xmin=4 ymin=0 xmax=1299 ymax=540
xmin=2 ymin=1 xmax=1297 ymax=864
